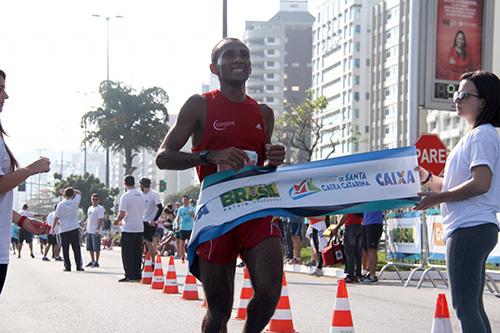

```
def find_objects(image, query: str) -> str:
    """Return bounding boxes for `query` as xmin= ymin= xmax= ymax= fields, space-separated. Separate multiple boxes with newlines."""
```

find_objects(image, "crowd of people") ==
xmin=278 ymin=211 xmax=384 ymax=284
xmin=8 ymin=181 xmax=197 ymax=279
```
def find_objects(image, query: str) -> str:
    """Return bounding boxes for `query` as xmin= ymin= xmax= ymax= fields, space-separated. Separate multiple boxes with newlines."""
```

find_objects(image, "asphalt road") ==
xmin=1 ymin=246 xmax=499 ymax=332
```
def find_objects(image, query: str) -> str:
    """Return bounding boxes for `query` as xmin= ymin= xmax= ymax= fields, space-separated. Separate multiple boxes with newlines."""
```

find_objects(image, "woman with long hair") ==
xmin=0 ymin=69 xmax=51 ymax=294
xmin=416 ymin=71 xmax=500 ymax=332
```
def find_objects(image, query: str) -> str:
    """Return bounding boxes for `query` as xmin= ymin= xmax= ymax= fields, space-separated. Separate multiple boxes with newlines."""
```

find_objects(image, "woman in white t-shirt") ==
xmin=416 ymin=71 xmax=500 ymax=333
xmin=0 ymin=70 xmax=51 ymax=294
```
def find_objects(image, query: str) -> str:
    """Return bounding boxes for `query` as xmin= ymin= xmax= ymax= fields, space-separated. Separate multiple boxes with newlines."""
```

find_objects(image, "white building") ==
xmin=369 ymin=0 xmax=412 ymax=150
xmin=310 ymin=0 xmax=374 ymax=160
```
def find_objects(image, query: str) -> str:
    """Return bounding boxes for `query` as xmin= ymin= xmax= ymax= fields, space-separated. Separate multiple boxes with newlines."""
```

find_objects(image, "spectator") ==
xmin=85 ymin=193 xmax=105 ymax=268
xmin=333 ymin=213 xmax=363 ymax=283
xmin=139 ymin=177 xmax=163 ymax=263
xmin=306 ymin=216 xmax=329 ymax=276
xmin=174 ymin=195 xmax=195 ymax=263
xmin=287 ymin=216 xmax=303 ymax=264
xmin=361 ymin=211 xmax=384 ymax=284
xmin=0 ymin=69 xmax=51 ymax=295
xmin=53 ymin=188 xmax=83 ymax=272
xmin=17 ymin=204 xmax=35 ymax=258
xmin=114 ymin=175 xmax=145 ymax=282
xmin=10 ymin=222 xmax=19 ymax=256
xmin=42 ymin=205 xmax=61 ymax=261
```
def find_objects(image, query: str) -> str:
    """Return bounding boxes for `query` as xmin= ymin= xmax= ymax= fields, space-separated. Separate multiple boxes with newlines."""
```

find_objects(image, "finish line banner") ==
xmin=188 ymin=146 xmax=420 ymax=277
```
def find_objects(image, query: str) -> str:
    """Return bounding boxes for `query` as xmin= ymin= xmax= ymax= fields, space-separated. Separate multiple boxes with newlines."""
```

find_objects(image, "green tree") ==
xmin=53 ymin=173 xmax=119 ymax=217
xmin=81 ymin=80 xmax=169 ymax=175
xmin=165 ymin=185 xmax=200 ymax=205
xmin=274 ymin=92 xmax=328 ymax=162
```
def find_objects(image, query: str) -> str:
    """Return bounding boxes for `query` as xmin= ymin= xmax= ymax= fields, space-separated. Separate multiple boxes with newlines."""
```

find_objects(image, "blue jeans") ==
xmin=446 ymin=223 xmax=498 ymax=333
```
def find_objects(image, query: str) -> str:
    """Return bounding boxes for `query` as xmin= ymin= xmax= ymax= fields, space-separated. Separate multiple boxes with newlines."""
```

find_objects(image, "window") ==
xmin=354 ymin=108 xmax=359 ymax=119
xmin=266 ymin=85 xmax=274 ymax=91
xmin=355 ymin=42 xmax=360 ymax=52
xmin=267 ymin=37 xmax=275 ymax=43
xmin=267 ymin=49 xmax=275 ymax=55
xmin=266 ymin=61 xmax=274 ymax=67
xmin=266 ymin=97 xmax=274 ymax=103
xmin=354 ymin=75 xmax=360 ymax=85
xmin=366 ymin=59 xmax=370 ymax=66
xmin=354 ymin=58 xmax=360 ymax=68
xmin=266 ymin=73 xmax=275 ymax=79
xmin=291 ymin=62 xmax=300 ymax=68
xmin=385 ymin=70 xmax=391 ymax=79
xmin=365 ymin=92 xmax=370 ymax=100
xmin=384 ymin=126 xmax=390 ymax=134
xmin=354 ymin=92 xmax=359 ymax=101
xmin=355 ymin=25 xmax=361 ymax=33
xmin=291 ymin=86 xmax=300 ymax=92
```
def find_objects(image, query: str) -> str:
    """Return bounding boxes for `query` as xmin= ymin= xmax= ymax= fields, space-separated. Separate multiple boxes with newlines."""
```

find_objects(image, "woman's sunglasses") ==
xmin=453 ymin=91 xmax=481 ymax=103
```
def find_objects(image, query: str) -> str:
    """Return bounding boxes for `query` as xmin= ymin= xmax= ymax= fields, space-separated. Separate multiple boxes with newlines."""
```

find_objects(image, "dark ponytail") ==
xmin=0 ymin=70 xmax=19 ymax=171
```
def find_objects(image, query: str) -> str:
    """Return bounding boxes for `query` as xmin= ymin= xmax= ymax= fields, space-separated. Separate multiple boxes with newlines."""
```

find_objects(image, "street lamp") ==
xmin=92 ymin=14 xmax=123 ymax=187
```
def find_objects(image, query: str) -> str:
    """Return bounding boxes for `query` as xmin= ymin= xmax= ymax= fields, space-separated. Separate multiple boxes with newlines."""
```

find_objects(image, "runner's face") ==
xmin=0 ymin=76 xmax=9 ymax=113
xmin=215 ymin=42 xmax=251 ymax=84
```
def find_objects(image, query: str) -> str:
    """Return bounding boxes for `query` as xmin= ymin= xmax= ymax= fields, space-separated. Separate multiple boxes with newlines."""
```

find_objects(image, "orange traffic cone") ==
xmin=265 ymin=273 xmax=296 ymax=333
xmin=330 ymin=279 xmax=354 ymax=332
xmin=163 ymin=256 xmax=179 ymax=294
xmin=235 ymin=267 xmax=254 ymax=320
xmin=181 ymin=272 xmax=200 ymax=300
xmin=141 ymin=253 xmax=153 ymax=284
xmin=151 ymin=255 xmax=164 ymax=290
xmin=431 ymin=294 xmax=453 ymax=333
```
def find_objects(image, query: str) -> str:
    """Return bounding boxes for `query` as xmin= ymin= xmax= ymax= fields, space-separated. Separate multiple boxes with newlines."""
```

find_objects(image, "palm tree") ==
xmin=82 ymin=80 xmax=169 ymax=175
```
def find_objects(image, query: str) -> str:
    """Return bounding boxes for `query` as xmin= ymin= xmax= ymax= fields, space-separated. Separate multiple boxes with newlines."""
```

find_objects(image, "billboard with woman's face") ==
xmin=435 ymin=0 xmax=483 ymax=81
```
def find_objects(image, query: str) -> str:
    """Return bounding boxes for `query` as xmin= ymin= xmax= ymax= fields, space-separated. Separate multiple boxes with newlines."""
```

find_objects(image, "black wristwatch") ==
xmin=199 ymin=151 xmax=210 ymax=166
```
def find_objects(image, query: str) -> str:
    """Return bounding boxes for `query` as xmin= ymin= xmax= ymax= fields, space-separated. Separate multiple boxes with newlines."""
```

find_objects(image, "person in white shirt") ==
xmin=53 ymin=187 xmax=83 ymax=272
xmin=42 ymin=205 xmax=62 ymax=261
xmin=139 ymin=177 xmax=163 ymax=263
xmin=85 ymin=193 xmax=105 ymax=268
xmin=114 ymin=175 xmax=145 ymax=282
xmin=416 ymin=71 xmax=500 ymax=332
xmin=0 ymin=69 xmax=51 ymax=295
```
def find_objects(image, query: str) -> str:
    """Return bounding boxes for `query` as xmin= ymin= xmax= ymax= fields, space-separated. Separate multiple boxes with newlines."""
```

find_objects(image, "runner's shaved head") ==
xmin=211 ymin=38 xmax=247 ymax=65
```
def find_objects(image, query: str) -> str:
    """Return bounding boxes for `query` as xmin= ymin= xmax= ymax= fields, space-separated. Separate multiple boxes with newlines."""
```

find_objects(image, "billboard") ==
xmin=421 ymin=0 xmax=494 ymax=111
xmin=435 ymin=0 xmax=483 ymax=81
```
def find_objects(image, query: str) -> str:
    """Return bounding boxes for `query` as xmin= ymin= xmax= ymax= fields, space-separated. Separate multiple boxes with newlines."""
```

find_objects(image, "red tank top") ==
xmin=192 ymin=89 xmax=267 ymax=182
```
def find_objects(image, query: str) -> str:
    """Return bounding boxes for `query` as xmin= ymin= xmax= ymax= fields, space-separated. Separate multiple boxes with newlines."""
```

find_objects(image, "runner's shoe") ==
xmin=85 ymin=261 xmax=94 ymax=267
xmin=42 ymin=257 xmax=50 ymax=262
xmin=362 ymin=275 xmax=378 ymax=284
xmin=310 ymin=268 xmax=323 ymax=277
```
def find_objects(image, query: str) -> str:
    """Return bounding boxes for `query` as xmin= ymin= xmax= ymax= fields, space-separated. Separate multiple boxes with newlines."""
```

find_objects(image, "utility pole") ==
xmin=223 ymin=0 xmax=227 ymax=38
xmin=92 ymin=14 xmax=123 ymax=187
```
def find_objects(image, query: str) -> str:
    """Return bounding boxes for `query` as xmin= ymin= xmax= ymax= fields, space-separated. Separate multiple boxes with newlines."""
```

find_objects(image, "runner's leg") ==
xmin=241 ymin=237 xmax=283 ymax=333
xmin=199 ymin=258 xmax=236 ymax=333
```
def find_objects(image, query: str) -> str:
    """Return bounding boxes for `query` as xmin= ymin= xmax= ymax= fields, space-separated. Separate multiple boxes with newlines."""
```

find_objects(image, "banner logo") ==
xmin=289 ymin=178 xmax=322 ymax=200
xmin=220 ymin=183 xmax=280 ymax=208
xmin=375 ymin=170 xmax=416 ymax=187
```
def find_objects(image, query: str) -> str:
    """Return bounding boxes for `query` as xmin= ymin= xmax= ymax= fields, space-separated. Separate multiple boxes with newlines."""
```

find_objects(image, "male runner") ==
xmin=156 ymin=38 xmax=286 ymax=333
